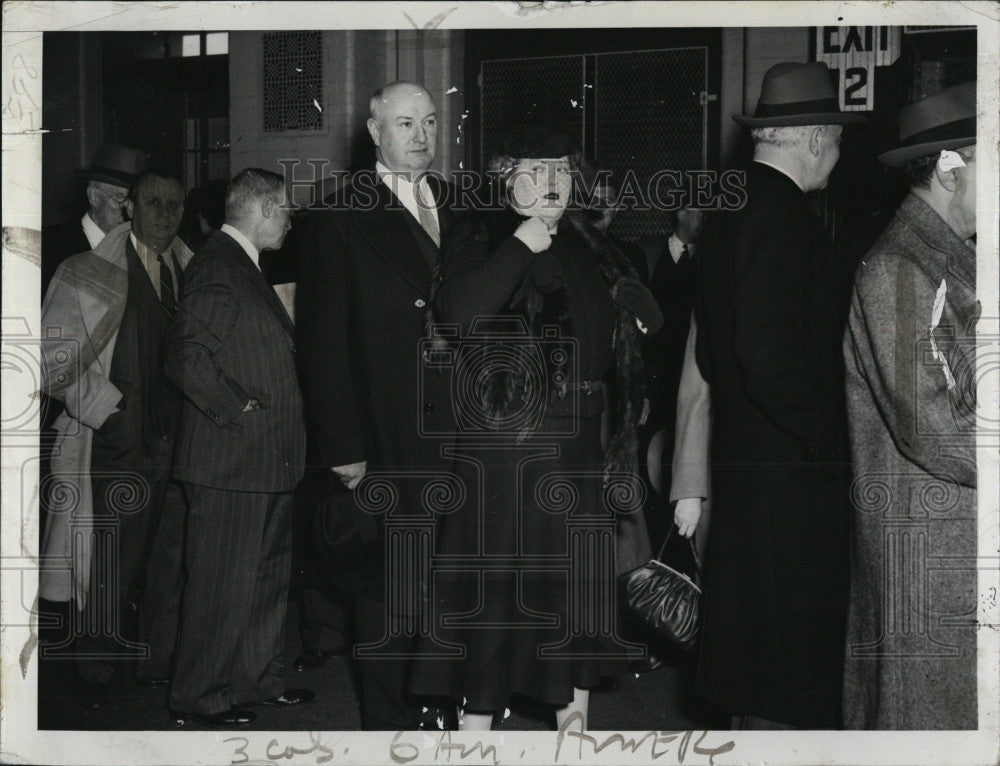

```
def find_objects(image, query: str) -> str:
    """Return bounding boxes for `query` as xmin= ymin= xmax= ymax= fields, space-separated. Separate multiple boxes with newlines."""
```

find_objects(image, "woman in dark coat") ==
xmin=410 ymin=130 xmax=663 ymax=730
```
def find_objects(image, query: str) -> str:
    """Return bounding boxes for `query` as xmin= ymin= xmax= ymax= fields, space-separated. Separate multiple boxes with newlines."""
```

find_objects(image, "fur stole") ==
xmin=426 ymin=210 xmax=647 ymax=479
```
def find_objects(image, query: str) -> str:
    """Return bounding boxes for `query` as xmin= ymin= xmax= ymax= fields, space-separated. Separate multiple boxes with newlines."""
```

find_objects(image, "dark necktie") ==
xmin=679 ymin=243 xmax=690 ymax=263
xmin=158 ymin=253 xmax=177 ymax=313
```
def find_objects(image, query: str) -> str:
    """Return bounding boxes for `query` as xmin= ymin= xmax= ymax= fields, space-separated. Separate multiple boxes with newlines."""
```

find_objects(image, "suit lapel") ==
xmin=898 ymin=194 xmax=975 ymax=291
xmin=354 ymin=181 xmax=434 ymax=293
xmin=944 ymin=234 xmax=975 ymax=292
xmin=403 ymin=213 xmax=440 ymax=272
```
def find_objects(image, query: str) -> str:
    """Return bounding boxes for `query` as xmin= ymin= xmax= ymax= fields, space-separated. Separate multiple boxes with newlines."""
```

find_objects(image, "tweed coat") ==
xmin=39 ymin=222 xmax=192 ymax=605
xmin=842 ymin=193 xmax=978 ymax=729
xmin=694 ymin=162 xmax=852 ymax=727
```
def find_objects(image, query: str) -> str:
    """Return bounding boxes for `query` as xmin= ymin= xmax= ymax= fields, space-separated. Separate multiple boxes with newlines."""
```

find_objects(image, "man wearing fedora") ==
xmin=693 ymin=62 xmax=863 ymax=729
xmin=842 ymin=82 xmax=978 ymax=729
xmin=40 ymin=168 xmax=192 ymax=707
xmin=41 ymin=144 xmax=147 ymax=295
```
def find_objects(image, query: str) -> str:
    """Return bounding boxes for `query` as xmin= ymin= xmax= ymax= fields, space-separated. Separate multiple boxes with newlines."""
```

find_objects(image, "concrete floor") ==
xmin=36 ymin=597 xmax=724 ymax=733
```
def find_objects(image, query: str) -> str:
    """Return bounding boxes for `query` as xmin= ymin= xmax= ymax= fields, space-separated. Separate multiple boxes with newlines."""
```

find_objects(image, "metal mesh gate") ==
xmin=594 ymin=48 xmax=707 ymax=240
xmin=262 ymin=31 xmax=324 ymax=132
xmin=480 ymin=48 xmax=708 ymax=241
xmin=480 ymin=55 xmax=586 ymax=163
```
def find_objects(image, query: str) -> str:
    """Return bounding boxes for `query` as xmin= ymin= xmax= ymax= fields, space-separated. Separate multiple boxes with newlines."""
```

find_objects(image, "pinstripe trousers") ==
xmin=168 ymin=484 xmax=293 ymax=715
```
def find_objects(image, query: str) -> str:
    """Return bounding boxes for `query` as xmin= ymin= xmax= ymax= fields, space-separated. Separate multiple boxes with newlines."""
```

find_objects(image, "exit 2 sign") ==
xmin=815 ymin=26 xmax=902 ymax=111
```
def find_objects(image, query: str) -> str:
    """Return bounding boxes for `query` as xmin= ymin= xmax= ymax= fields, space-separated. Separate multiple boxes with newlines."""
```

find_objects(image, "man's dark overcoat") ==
xmin=297 ymin=171 xmax=458 ymax=588
xmin=694 ymin=162 xmax=852 ymax=727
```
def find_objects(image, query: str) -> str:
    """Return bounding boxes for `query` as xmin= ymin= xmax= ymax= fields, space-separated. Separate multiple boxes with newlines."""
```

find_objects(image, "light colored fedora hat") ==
xmin=878 ymin=82 xmax=976 ymax=167
xmin=734 ymin=62 xmax=866 ymax=128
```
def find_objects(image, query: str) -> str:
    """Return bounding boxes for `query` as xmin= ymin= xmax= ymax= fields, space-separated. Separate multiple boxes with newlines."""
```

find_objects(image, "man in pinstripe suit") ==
xmin=164 ymin=169 xmax=311 ymax=727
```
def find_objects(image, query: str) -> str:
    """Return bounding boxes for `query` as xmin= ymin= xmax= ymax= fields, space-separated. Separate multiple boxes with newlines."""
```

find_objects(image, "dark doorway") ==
xmin=103 ymin=32 xmax=230 ymax=187
xmin=812 ymin=27 xmax=976 ymax=281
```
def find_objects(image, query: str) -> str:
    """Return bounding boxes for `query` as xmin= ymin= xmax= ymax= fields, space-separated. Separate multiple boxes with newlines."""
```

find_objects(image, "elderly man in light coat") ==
xmin=40 ymin=171 xmax=192 ymax=706
xmin=842 ymin=82 xmax=978 ymax=730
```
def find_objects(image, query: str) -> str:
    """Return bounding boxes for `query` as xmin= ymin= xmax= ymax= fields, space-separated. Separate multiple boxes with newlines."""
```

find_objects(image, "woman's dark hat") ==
xmin=879 ymin=82 xmax=976 ymax=167
xmin=499 ymin=127 xmax=578 ymax=158
xmin=733 ymin=62 xmax=867 ymax=127
xmin=75 ymin=144 xmax=148 ymax=187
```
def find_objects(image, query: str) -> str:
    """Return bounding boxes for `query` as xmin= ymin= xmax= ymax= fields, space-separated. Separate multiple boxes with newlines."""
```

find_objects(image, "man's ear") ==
xmin=123 ymin=199 xmax=135 ymax=220
xmin=261 ymin=195 xmax=274 ymax=219
xmin=934 ymin=162 xmax=960 ymax=193
xmin=86 ymin=185 xmax=101 ymax=209
xmin=808 ymin=126 xmax=823 ymax=157
xmin=366 ymin=118 xmax=380 ymax=147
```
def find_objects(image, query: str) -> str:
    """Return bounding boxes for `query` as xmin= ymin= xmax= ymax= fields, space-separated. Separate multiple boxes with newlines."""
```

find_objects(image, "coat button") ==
xmin=207 ymin=409 xmax=216 ymax=419
xmin=415 ymin=299 xmax=426 ymax=308
xmin=423 ymin=402 xmax=434 ymax=415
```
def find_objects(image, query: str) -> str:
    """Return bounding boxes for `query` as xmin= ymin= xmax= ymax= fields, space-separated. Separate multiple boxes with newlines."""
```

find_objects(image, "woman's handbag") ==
xmin=621 ymin=524 xmax=702 ymax=651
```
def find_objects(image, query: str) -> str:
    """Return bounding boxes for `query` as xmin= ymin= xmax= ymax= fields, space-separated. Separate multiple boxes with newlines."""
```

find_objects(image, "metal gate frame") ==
xmin=480 ymin=47 xmax=709 ymax=170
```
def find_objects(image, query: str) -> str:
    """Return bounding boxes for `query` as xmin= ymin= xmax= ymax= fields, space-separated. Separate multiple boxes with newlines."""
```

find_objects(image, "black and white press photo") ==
xmin=1 ymin=2 xmax=997 ymax=765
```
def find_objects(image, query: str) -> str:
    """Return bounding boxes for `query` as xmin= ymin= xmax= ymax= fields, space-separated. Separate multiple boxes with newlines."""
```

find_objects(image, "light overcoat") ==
xmin=39 ymin=222 xmax=192 ymax=605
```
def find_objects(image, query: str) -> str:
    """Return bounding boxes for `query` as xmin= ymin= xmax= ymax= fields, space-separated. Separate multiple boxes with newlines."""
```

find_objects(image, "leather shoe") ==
xmin=292 ymin=649 xmax=334 ymax=671
xmin=630 ymin=653 xmax=667 ymax=673
xmin=257 ymin=688 xmax=315 ymax=708
xmin=136 ymin=677 xmax=170 ymax=688
xmin=171 ymin=707 xmax=256 ymax=727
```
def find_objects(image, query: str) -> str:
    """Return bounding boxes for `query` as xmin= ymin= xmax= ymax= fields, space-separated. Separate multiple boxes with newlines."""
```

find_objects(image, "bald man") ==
xmin=298 ymin=81 xmax=460 ymax=729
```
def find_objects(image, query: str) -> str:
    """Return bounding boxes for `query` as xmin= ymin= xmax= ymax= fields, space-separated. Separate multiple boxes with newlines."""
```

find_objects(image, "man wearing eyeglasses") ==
xmin=39 ymin=169 xmax=193 ymax=709
xmin=41 ymin=144 xmax=147 ymax=295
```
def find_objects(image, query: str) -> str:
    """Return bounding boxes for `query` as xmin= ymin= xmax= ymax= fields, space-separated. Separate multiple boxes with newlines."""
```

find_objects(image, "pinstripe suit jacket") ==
xmin=166 ymin=230 xmax=306 ymax=493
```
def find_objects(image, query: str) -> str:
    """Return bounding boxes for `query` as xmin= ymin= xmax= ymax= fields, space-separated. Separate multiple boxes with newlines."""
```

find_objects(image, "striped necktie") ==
xmin=413 ymin=183 xmax=440 ymax=248
xmin=158 ymin=253 xmax=177 ymax=313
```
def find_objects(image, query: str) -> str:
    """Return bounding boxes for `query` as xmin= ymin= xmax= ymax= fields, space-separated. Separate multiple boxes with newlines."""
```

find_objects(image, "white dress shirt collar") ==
xmin=375 ymin=161 xmax=439 ymax=230
xmin=129 ymin=231 xmax=178 ymax=300
xmin=221 ymin=223 xmax=260 ymax=271
xmin=81 ymin=212 xmax=105 ymax=250
xmin=667 ymin=232 xmax=694 ymax=264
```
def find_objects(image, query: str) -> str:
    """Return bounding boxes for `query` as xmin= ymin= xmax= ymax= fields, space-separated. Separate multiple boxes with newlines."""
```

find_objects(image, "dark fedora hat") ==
xmin=75 ymin=144 xmax=147 ymax=187
xmin=734 ymin=62 xmax=866 ymax=127
xmin=879 ymin=82 xmax=976 ymax=167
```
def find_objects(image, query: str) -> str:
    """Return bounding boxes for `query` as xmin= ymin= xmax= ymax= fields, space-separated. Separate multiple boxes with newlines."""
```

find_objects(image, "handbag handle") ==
xmin=655 ymin=524 xmax=703 ymax=574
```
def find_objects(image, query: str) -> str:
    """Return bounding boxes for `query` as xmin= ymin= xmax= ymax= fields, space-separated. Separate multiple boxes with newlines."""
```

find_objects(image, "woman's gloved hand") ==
xmin=513 ymin=216 xmax=553 ymax=253
xmin=612 ymin=277 xmax=664 ymax=335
